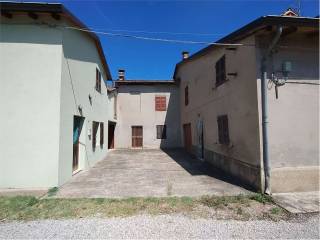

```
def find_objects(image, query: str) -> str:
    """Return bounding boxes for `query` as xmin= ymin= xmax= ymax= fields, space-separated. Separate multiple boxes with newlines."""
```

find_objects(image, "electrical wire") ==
xmin=89 ymin=27 xmax=226 ymax=36
xmin=64 ymin=26 xmax=245 ymax=46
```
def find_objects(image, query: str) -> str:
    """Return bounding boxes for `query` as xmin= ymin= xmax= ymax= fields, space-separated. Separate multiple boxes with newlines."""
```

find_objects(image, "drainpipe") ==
xmin=260 ymin=26 xmax=283 ymax=195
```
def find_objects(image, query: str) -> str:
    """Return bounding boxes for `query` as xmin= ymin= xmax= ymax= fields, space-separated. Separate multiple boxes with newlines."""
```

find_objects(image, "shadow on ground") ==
xmin=161 ymin=148 xmax=256 ymax=192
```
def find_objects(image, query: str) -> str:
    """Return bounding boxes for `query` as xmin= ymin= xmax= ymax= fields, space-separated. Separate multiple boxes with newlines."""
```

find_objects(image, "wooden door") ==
xmin=132 ymin=126 xmax=143 ymax=148
xmin=183 ymin=123 xmax=192 ymax=153
xmin=108 ymin=122 xmax=115 ymax=149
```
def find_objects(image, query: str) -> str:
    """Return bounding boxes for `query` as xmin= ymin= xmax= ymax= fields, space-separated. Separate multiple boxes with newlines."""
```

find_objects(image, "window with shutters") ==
xmin=156 ymin=125 xmax=166 ymax=139
xmin=215 ymin=55 xmax=226 ymax=87
xmin=95 ymin=68 xmax=101 ymax=93
xmin=155 ymin=96 xmax=166 ymax=111
xmin=100 ymin=122 xmax=104 ymax=147
xmin=92 ymin=121 xmax=99 ymax=151
xmin=217 ymin=115 xmax=230 ymax=145
xmin=185 ymin=86 xmax=189 ymax=106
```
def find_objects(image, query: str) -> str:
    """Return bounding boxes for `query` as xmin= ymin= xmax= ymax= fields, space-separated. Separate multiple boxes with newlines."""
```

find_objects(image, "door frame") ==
xmin=183 ymin=123 xmax=192 ymax=153
xmin=73 ymin=116 xmax=85 ymax=174
xmin=108 ymin=121 xmax=116 ymax=149
xmin=132 ymin=125 xmax=143 ymax=148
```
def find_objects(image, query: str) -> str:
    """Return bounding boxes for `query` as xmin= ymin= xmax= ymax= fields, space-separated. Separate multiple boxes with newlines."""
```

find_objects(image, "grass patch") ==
xmin=47 ymin=187 xmax=59 ymax=197
xmin=0 ymin=194 xmax=287 ymax=221
xmin=0 ymin=196 xmax=39 ymax=220
xmin=249 ymin=193 xmax=273 ymax=204
xmin=270 ymin=207 xmax=281 ymax=215
xmin=199 ymin=194 xmax=250 ymax=208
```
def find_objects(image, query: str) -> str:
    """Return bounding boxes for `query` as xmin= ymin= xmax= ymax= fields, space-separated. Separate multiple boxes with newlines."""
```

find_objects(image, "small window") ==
xmin=215 ymin=55 xmax=226 ymax=87
xmin=92 ymin=121 xmax=99 ymax=150
xmin=156 ymin=125 xmax=167 ymax=139
xmin=185 ymin=86 xmax=189 ymax=106
xmin=155 ymin=96 xmax=166 ymax=111
xmin=100 ymin=122 xmax=104 ymax=147
xmin=217 ymin=115 xmax=230 ymax=145
xmin=95 ymin=68 xmax=101 ymax=93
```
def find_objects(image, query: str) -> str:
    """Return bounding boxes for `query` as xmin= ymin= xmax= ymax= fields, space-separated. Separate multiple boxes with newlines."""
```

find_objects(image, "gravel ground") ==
xmin=0 ymin=214 xmax=319 ymax=239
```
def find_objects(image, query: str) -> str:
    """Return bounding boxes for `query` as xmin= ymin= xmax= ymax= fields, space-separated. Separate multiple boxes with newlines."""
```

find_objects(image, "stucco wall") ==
xmin=108 ymin=90 xmax=117 ymax=122
xmin=256 ymin=30 xmax=319 ymax=192
xmin=115 ymin=84 xmax=181 ymax=149
xmin=0 ymin=20 xmax=62 ymax=188
xmin=176 ymin=36 xmax=262 ymax=189
xmin=58 ymin=23 xmax=111 ymax=186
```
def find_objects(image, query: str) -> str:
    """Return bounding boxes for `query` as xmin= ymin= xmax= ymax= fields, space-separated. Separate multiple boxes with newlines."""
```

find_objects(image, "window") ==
xmin=100 ymin=122 xmax=104 ymax=147
xmin=96 ymin=68 xmax=101 ymax=93
xmin=92 ymin=121 xmax=99 ymax=150
xmin=155 ymin=96 xmax=166 ymax=111
xmin=217 ymin=115 xmax=230 ymax=145
xmin=215 ymin=55 xmax=226 ymax=87
xmin=156 ymin=125 xmax=167 ymax=139
xmin=185 ymin=86 xmax=189 ymax=106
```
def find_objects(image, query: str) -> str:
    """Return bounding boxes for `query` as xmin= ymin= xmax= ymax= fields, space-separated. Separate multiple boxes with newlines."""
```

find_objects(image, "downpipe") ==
xmin=260 ymin=26 xmax=283 ymax=195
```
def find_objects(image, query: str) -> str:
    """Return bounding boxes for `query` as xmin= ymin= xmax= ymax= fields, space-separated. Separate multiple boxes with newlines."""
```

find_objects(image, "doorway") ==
xmin=73 ymin=116 xmax=84 ymax=172
xmin=183 ymin=123 xmax=192 ymax=153
xmin=108 ymin=121 xmax=116 ymax=149
xmin=132 ymin=126 xmax=143 ymax=148
xmin=197 ymin=118 xmax=204 ymax=160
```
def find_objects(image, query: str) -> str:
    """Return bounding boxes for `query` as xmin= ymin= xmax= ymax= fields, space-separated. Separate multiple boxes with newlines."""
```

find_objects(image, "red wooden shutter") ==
xmin=155 ymin=96 xmax=166 ymax=111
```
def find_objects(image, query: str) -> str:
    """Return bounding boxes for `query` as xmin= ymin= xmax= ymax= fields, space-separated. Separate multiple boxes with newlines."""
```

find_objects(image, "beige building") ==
xmin=114 ymin=72 xmax=181 ymax=149
xmin=1 ymin=2 xmax=318 ymax=194
xmin=173 ymin=15 xmax=319 ymax=193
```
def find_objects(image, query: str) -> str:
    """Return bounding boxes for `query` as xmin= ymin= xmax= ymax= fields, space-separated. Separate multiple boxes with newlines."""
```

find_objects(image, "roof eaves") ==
xmin=173 ymin=15 xmax=319 ymax=79
xmin=0 ymin=2 xmax=112 ymax=80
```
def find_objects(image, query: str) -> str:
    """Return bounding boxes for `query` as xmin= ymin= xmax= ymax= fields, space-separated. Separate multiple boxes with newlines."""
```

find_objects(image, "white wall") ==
xmin=0 ymin=21 xmax=62 ymax=188
xmin=57 ymin=23 xmax=111 ymax=186
xmin=115 ymin=84 xmax=181 ymax=149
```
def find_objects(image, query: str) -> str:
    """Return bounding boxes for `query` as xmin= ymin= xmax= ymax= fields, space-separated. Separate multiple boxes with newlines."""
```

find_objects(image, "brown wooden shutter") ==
xmin=215 ymin=55 xmax=226 ymax=87
xmin=217 ymin=115 xmax=230 ymax=144
xmin=100 ymin=122 xmax=104 ymax=146
xmin=185 ymin=86 xmax=189 ymax=106
xmin=92 ymin=121 xmax=99 ymax=150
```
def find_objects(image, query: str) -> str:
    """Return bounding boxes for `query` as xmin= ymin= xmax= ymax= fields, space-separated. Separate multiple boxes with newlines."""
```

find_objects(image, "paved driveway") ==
xmin=57 ymin=149 xmax=249 ymax=198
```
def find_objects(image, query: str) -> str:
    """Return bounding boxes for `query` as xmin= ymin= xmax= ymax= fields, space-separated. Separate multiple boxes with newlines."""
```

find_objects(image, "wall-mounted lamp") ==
xmin=282 ymin=61 xmax=292 ymax=79
xmin=271 ymin=61 xmax=292 ymax=99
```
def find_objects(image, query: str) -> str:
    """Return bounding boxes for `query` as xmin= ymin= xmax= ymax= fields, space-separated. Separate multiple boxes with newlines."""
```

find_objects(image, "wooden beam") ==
xmin=28 ymin=12 xmax=38 ymax=20
xmin=1 ymin=10 xmax=12 ymax=18
xmin=282 ymin=26 xmax=298 ymax=37
xmin=51 ymin=13 xmax=60 ymax=20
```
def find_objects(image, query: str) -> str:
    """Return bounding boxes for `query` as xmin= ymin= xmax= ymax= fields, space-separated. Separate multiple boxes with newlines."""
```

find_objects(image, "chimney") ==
xmin=182 ymin=51 xmax=189 ymax=60
xmin=118 ymin=69 xmax=125 ymax=81
xmin=281 ymin=8 xmax=299 ymax=17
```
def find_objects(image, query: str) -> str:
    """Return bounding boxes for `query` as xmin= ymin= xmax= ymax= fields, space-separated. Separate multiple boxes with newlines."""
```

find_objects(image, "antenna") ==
xmin=296 ymin=0 xmax=301 ymax=16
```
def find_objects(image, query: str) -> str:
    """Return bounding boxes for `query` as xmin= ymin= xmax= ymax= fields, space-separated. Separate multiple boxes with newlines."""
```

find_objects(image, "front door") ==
xmin=183 ymin=123 xmax=192 ymax=153
xmin=108 ymin=122 xmax=115 ymax=149
xmin=73 ymin=116 xmax=84 ymax=172
xmin=132 ymin=126 xmax=143 ymax=148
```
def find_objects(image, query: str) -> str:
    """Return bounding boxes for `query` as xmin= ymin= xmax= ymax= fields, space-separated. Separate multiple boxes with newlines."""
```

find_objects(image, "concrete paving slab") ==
xmin=57 ymin=149 xmax=250 ymax=198
xmin=273 ymin=191 xmax=320 ymax=213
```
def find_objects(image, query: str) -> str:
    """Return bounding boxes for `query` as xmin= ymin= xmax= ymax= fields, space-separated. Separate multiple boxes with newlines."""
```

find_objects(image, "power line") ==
xmin=64 ymin=26 xmax=316 ymax=51
xmin=89 ymin=27 xmax=226 ymax=36
xmin=64 ymin=26 xmax=245 ymax=46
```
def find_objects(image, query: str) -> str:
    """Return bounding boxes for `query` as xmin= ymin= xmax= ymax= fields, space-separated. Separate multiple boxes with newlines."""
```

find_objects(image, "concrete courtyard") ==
xmin=57 ymin=149 xmax=249 ymax=198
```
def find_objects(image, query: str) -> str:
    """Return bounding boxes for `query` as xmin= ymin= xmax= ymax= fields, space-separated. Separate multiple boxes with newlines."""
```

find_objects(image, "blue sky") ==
xmin=25 ymin=0 xmax=320 ymax=79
